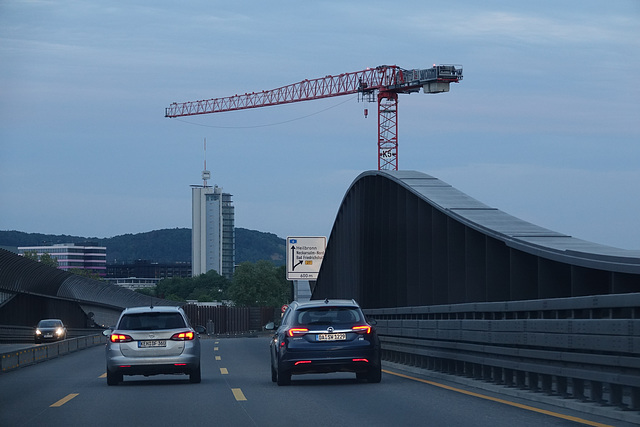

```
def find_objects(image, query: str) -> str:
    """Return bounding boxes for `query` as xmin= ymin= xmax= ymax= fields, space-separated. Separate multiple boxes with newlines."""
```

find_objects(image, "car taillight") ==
xmin=110 ymin=334 xmax=133 ymax=343
xmin=287 ymin=327 xmax=309 ymax=337
xmin=171 ymin=331 xmax=195 ymax=341
xmin=352 ymin=325 xmax=371 ymax=334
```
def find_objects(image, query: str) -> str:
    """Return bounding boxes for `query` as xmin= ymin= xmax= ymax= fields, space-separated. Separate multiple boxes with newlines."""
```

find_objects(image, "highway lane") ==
xmin=0 ymin=336 xmax=629 ymax=427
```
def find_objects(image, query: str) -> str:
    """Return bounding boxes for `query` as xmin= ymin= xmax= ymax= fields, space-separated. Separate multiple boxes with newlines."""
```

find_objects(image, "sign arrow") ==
xmin=291 ymin=246 xmax=303 ymax=271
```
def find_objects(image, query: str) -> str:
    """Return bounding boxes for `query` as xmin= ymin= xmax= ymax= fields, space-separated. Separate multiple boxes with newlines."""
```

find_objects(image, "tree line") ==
xmin=138 ymin=260 xmax=291 ymax=308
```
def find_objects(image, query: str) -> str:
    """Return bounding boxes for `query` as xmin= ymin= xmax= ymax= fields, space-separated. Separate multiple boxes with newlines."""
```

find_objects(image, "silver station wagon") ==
xmin=104 ymin=305 xmax=202 ymax=385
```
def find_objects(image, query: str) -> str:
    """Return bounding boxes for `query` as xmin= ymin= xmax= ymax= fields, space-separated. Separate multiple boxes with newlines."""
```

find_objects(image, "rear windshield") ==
xmin=118 ymin=312 xmax=186 ymax=330
xmin=294 ymin=307 xmax=363 ymax=326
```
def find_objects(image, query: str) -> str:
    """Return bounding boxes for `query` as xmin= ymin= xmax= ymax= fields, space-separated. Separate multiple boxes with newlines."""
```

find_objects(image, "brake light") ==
xmin=287 ymin=328 xmax=309 ymax=337
xmin=171 ymin=331 xmax=195 ymax=341
xmin=352 ymin=325 xmax=371 ymax=334
xmin=353 ymin=358 xmax=369 ymax=363
xmin=294 ymin=360 xmax=312 ymax=366
xmin=110 ymin=334 xmax=133 ymax=343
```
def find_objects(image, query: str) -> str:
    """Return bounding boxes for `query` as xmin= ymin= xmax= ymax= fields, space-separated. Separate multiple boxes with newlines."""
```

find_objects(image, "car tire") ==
xmin=107 ymin=370 xmax=122 ymax=386
xmin=277 ymin=370 xmax=291 ymax=386
xmin=367 ymin=364 xmax=382 ymax=383
xmin=276 ymin=360 xmax=291 ymax=386
xmin=271 ymin=364 xmax=278 ymax=382
xmin=189 ymin=366 xmax=202 ymax=383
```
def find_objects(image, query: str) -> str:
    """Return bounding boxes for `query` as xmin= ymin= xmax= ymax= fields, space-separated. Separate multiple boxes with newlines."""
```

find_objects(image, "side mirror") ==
xmin=265 ymin=322 xmax=275 ymax=330
xmin=102 ymin=329 xmax=112 ymax=337
xmin=195 ymin=325 xmax=206 ymax=334
xmin=368 ymin=319 xmax=378 ymax=326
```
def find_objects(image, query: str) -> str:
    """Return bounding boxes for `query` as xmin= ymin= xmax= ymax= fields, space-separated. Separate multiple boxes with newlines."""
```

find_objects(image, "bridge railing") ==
xmin=364 ymin=293 xmax=640 ymax=413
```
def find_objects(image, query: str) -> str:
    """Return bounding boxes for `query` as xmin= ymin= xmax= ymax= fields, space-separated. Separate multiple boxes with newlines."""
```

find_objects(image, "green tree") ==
xmin=23 ymin=250 xmax=59 ymax=268
xmin=154 ymin=270 xmax=230 ymax=302
xmin=228 ymin=260 xmax=290 ymax=308
xmin=69 ymin=268 xmax=102 ymax=280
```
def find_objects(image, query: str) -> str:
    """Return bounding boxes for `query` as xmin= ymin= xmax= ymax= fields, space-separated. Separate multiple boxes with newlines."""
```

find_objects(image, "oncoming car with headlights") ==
xmin=34 ymin=319 xmax=67 ymax=343
xmin=104 ymin=305 xmax=202 ymax=385
xmin=268 ymin=299 xmax=381 ymax=386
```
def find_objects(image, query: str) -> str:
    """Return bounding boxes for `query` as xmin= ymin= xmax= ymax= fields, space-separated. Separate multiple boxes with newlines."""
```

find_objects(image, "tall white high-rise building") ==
xmin=191 ymin=154 xmax=235 ymax=279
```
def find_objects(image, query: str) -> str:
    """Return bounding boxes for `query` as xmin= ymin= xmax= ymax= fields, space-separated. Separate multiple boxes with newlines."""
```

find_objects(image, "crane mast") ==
xmin=166 ymin=64 xmax=462 ymax=170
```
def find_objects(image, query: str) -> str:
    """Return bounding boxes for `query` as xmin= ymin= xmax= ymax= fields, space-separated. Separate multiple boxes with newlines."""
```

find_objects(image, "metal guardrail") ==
xmin=364 ymin=293 xmax=640 ymax=413
xmin=1 ymin=334 xmax=106 ymax=373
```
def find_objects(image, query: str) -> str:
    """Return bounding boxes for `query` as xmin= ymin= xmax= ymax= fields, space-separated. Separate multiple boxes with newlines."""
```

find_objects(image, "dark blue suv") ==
xmin=268 ymin=299 xmax=381 ymax=385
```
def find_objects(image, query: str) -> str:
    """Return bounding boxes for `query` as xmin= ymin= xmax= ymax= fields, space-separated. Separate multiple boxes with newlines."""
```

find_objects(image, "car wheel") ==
xmin=189 ymin=366 xmax=201 ymax=383
xmin=107 ymin=370 xmax=122 ymax=386
xmin=367 ymin=364 xmax=382 ymax=383
xmin=271 ymin=363 xmax=278 ymax=382
xmin=277 ymin=369 xmax=291 ymax=386
xmin=356 ymin=372 xmax=367 ymax=381
xmin=276 ymin=360 xmax=291 ymax=386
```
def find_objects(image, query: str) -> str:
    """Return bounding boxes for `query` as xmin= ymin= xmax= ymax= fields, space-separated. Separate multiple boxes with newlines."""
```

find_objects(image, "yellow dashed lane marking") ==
xmin=214 ymin=347 xmax=219 ymax=351
xmin=384 ymin=370 xmax=613 ymax=427
xmin=232 ymin=388 xmax=247 ymax=401
xmin=220 ymin=367 xmax=228 ymax=375
xmin=50 ymin=393 xmax=79 ymax=407
xmin=215 ymin=356 xmax=221 ymax=361
xmin=99 ymin=373 xmax=106 ymax=378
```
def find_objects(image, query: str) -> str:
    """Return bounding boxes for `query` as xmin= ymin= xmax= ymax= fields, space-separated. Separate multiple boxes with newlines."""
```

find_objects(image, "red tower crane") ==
xmin=165 ymin=64 xmax=463 ymax=170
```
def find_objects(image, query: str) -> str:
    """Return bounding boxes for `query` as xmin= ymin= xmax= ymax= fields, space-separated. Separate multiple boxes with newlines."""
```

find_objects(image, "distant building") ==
xmin=192 ymin=184 xmax=235 ymax=280
xmin=106 ymin=259 xmax=191 ymax=280
xmin=18 ymin=243 xmax=106 ymax=277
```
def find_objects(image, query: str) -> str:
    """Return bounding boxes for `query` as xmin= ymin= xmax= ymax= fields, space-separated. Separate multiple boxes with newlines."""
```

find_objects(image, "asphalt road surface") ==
xmin=0 ymin=336 xmax=630 ymax=427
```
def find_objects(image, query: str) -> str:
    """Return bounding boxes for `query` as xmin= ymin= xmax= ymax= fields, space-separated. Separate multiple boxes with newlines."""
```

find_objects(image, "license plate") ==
xmin=44 ymin=334 xmax=53 ymax=338
xmin=317 ymin=333 xmax=346 ymax=341
xmin=138 ymin=340 xmax=166 ymax=348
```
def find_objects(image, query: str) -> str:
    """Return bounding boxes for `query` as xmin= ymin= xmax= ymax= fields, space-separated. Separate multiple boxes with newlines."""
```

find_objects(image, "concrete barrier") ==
xmin=0 ymin=334 xmax=106 ymax=373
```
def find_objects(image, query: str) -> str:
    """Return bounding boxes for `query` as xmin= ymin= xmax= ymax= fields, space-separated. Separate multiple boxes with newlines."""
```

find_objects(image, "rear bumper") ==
xmin=280 ymin=347 xmax=380 ymax=375
xmin=109 ymin=362 xmax=198 ymax=376
xmin=106 ymin=348 xmax=200 ymax=376
xmin=287 ymin=357 xmax=378 ymax=375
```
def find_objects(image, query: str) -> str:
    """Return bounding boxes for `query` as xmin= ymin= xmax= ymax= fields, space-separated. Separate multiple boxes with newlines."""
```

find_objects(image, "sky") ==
xmin=1 ymin=0 xmax=639 ymax=250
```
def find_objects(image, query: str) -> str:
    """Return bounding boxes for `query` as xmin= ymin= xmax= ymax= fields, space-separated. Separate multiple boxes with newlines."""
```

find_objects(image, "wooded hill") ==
xmin=0 ymin=228 xmax=286 ymax=266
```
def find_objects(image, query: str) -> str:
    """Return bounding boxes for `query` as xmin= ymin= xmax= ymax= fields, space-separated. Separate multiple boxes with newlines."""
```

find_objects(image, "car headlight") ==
xmin=35 ymin=329 xmax=42 ymax=335
xmin=56 ymin=328 xmax=64 ymax=336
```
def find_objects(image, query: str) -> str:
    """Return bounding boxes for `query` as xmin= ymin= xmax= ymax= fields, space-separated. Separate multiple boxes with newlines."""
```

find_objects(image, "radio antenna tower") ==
xmin=202 ymin=138 xmax=211 ymax=187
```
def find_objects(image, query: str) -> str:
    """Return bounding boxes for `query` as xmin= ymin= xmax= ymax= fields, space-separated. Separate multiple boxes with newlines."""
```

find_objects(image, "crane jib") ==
xmin=164 ymin=65 xmax=462 ymax=118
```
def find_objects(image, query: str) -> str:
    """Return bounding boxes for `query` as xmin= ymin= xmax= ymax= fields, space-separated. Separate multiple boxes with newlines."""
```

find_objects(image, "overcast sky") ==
xmin=1 ymin=1 xmax=639 ymax=250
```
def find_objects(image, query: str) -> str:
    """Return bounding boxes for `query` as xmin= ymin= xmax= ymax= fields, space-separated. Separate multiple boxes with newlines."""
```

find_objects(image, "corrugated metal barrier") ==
xmin=182 ymin=305 xmax=276 ymax=335
xmin=364 ymin=293 xmax=640 ymax=413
